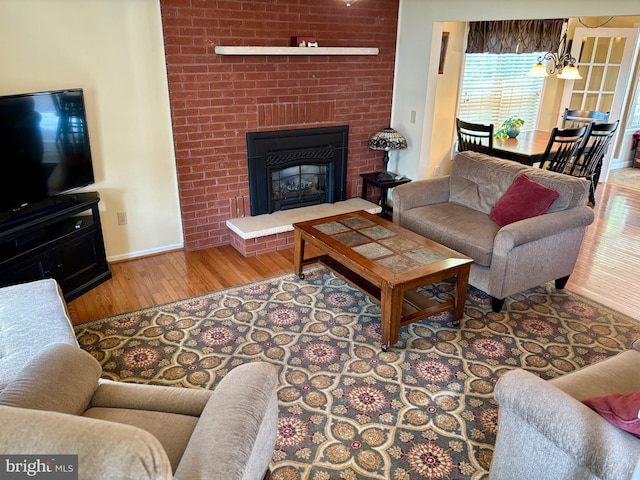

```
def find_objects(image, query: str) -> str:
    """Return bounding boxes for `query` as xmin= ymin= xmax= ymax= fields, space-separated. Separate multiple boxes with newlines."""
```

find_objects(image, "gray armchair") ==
xmin=490 ymin=340 xmax=640 ymax=479
xmin=392 ymin=152 xmax=595 ymax=311
xmin=0 ymin=343 xmax=278 ymax=480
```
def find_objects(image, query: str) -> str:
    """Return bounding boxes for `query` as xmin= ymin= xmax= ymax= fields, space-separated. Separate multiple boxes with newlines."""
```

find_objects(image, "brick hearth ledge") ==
xmin=226 ymin=198 xmax=381 ymax=240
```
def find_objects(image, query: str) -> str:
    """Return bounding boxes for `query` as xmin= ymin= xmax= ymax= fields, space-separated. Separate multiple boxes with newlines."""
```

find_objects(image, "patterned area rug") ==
xmin=74 ymin=268 xmax=640 ymax=480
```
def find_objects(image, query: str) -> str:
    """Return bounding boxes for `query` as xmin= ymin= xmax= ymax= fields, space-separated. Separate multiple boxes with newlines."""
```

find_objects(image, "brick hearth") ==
xmin=227 ymin=198 xmax=381 ymax=256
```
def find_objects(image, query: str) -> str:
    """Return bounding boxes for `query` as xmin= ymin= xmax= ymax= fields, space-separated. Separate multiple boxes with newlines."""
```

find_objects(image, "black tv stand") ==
xmin=0 ymin=191 xmax=111 ymax=302
xmin=5 ymin=201 xmax=68 ymax=227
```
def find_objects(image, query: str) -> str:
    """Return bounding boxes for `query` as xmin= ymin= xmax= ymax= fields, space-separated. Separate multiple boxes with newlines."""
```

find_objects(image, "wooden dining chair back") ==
xmin=562 ymin=109 xmax=610 ymax=129
xmin=569 ymin=120 xmax=619 ymax=205
xmin=570 ymin=121 xmax=618 ymax=177
xmin=456 ymin=118 xmax=494 ymax=154
xmin=538 ymin=126 xmax=588 ymax=174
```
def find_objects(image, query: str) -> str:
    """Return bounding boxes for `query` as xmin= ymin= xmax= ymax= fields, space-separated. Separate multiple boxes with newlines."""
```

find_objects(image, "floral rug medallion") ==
xmin=74 ymin=267 xmax=640 ymax=480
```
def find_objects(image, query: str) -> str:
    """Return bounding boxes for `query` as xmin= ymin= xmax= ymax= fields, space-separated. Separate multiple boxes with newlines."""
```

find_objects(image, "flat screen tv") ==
xmin=0 ymin=88 xmax=95 ymax=220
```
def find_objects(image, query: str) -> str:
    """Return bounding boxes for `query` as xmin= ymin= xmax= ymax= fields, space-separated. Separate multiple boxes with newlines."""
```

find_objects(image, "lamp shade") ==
xmin=557 ymin=65 xmax=582 ymax=80
xmin=368 ymin=127 xmax=407 ymax=152
xmin=527 ymin=62 xmax=550 ymax=78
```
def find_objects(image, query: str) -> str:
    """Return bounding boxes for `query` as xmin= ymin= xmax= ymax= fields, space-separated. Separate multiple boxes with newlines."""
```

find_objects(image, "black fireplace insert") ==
xmin=246 ymin=125 xmax=349 ymax=216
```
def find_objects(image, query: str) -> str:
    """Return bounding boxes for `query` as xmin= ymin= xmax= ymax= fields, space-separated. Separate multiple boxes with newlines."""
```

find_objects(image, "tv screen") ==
xmin=0 ymin=88 xmax=95 ymax=215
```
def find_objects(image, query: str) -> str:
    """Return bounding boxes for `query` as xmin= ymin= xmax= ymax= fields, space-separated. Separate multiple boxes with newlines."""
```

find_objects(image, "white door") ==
xmin=559 ymin=27 xmax=639 ymax=180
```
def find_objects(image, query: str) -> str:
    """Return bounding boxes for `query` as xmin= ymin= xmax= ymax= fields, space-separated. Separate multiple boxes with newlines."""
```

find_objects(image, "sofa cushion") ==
xmin=84 ymin=407 xmax=199 ymax=472
xmin=448 ymin=152 xmax=589 ymax=215
xmin=0 ymin=405 xmax=174 ymax=480
xmin=0 ymin=279 xmax=78 ymax=392
xmin=582 ymin=391 xmax=640 ymax=439
xmin=489 ymin=174 xmax=560 ymax=226
xmin=449 ymin=152 xmax=526 ymax=214
xmin=518 ymin=167 xmax=589 ymax=213
xmin=399 ymin=203 xmax=499 ymax=266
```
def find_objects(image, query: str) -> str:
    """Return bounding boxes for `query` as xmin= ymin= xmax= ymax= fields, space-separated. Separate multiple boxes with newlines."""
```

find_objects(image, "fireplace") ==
xmin=246 ymin=126 xmax=349 ymax=216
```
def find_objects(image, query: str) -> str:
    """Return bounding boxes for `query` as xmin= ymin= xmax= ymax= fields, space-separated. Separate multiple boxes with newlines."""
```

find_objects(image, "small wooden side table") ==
xmin=360 ymin=172 xmax=411 ymax=218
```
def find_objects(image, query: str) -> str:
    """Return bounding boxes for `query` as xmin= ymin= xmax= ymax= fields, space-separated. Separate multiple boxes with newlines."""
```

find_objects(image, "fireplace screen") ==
xmin=271 ymin=164 xmax=328 ymax=212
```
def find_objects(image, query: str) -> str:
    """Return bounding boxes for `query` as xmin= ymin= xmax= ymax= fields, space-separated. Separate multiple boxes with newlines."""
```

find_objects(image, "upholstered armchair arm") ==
xmin=0 ymin=405 xmax=173 ymax=480
xmin=494 ymin=206 xmax=594 ymax=250
xmin=0 ymin=343 xmax=101 ymax=416
xmin=549 ymin=348 xmax=640 ymax=400
xmin=174 ymin=362 xmax=279 ymax=480
xmin=491 ymin=369 xmax=640 ymax=480
xmin=392 ymin=177 xmax=450 ymax=223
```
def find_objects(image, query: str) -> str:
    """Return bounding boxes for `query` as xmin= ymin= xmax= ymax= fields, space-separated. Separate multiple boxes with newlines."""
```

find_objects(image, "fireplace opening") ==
xmin=271 ymin=162 xmax=330 ymax=212
xmin=247 ymin=126 xmax=348 ymax=216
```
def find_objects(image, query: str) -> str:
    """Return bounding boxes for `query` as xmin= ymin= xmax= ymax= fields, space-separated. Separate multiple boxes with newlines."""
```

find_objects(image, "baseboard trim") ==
xmin=107 ymin=243 xmax=184 ymax=263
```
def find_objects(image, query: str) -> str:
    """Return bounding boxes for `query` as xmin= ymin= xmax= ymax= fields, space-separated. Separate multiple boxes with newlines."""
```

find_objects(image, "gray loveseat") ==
xmin=392 ymin=151 xmax=595 ymax=311
xmin=490 ymin=340 xmax=640 ymax=479
xmin=0 ymin=279 xmax=279 ymax=480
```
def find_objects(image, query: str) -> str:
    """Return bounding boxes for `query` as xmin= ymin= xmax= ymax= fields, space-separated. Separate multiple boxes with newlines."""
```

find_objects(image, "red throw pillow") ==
xmin=489 ymin=174 xmax=560 ymax=226
xmin=582 ymin=391 xmax=640 ymax=438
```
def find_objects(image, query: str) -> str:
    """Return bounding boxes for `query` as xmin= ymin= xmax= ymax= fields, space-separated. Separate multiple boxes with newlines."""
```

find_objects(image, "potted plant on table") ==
xmin=495 ymin=117 xmax=525 ymax=139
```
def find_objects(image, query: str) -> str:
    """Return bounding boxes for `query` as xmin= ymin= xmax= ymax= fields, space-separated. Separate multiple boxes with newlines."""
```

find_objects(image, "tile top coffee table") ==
xmin=293 ymin=210 xmax=473 ymax=350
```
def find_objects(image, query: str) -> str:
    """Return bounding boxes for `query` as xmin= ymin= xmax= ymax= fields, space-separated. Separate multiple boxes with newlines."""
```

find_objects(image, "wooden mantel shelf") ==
xmin=214 ymin=46 xmax=379 ymax=56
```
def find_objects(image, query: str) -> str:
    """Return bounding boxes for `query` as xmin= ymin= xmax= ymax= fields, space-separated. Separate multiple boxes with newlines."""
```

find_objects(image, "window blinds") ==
xmin=458 ymin=53 xmax=545 ymax=130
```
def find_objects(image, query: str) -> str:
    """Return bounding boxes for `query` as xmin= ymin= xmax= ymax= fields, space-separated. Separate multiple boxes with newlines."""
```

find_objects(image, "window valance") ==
xmin=466 ymin=19 xmax=565 ymax=54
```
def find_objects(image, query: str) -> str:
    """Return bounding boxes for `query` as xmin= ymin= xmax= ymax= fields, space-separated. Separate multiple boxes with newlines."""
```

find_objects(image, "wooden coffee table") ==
xmin=293 ymin=210 xmax=473 ymax=350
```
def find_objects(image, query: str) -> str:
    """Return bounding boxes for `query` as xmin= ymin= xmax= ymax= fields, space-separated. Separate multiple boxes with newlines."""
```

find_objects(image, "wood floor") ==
xmin=565 ymin=179 xmax=640 ymax=319
xmin=67 ymin=176 xmax=640 ymax=325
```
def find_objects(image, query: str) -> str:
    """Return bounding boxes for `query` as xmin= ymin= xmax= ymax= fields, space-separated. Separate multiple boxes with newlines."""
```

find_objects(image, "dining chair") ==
xmin=538 ymin=126 xmax=588 ymax=175
xmin=456 ymin=118 xmax=494 ymax=154
xmin=569 ymin=120 xmax=619 ymax=205
xmin=562 ymin=109 xmax=610 ymax=129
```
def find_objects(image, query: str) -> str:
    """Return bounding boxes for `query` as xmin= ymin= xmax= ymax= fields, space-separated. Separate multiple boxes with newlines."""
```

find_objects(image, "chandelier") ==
xmin=528 ymin=27 xmax=582 ymax=80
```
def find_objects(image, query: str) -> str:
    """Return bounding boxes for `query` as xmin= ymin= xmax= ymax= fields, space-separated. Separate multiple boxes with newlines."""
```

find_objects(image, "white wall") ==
xmin=0 ymin=0 xmax=183 ymax=261
xmin=429 ymin=21 xmax=466 ymax=177
xmin=394 ymin=0 xmax=640 ymax=182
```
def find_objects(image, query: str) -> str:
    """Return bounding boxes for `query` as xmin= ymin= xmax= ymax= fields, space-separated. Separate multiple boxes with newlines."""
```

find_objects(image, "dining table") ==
xmin=491 ymin=129 xmax=553 ymax=166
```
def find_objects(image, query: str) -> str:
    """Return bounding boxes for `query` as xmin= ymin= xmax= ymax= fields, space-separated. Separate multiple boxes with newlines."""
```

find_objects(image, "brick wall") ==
xmin=160 ymin=0 xmax=399 ymax=250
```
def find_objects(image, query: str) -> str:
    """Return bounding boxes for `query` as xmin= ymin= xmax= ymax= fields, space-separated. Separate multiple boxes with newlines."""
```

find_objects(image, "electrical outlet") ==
xmin=117 ymin=212 xmax=127 ymax=225
xmin=434 ymin=165 xmax=441 ymax=176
